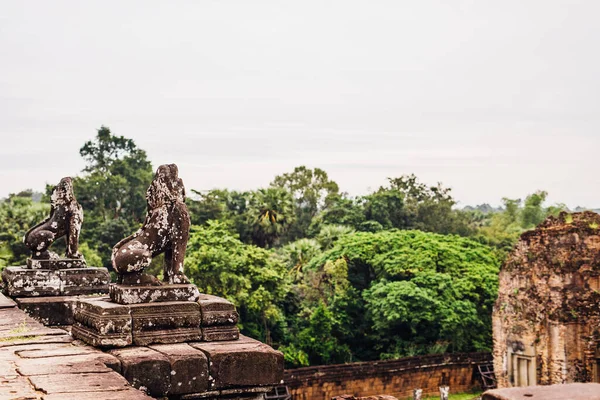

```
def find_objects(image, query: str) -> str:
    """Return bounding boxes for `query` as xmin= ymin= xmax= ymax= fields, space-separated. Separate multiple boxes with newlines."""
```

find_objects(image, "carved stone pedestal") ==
xmin=72 ymin=297 xmax=202 ymax=347
xmin=73 ymin=290 xmax=241 ymax=347
xmin=109 ymin=284 xmax=200 ymax=304
xmin=26 ymin=258 xmax=86 ymax=269
xmin=197 ymin=294 xmax=240 ymax=341
xmin=1 ymin=263 xmax=110 ymax=297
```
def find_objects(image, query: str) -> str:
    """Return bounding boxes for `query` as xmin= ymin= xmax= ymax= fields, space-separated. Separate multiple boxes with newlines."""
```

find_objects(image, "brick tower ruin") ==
xmin=493 ymin=211 xmax=600 ymax=387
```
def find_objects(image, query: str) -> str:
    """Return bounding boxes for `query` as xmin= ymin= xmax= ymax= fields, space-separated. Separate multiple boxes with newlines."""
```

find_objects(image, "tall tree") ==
xmin=271 ymin=166 xmax=339 ymax=240
xmin=247 ymin=188 xmax=295 ymax=248
xmin=74 ymin=126 xmax=153 ymax=267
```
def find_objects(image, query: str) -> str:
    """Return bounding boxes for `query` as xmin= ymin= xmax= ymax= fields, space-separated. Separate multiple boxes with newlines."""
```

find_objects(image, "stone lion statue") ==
xmin=112 ymin=164 xmax=191 ymax=286
xmin=24 ymin=177 xmax=83 ymax=260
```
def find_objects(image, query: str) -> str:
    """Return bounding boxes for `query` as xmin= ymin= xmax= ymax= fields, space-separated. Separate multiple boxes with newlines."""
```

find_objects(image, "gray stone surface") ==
xmin=110 ymin=283 xmax=200 ymax=304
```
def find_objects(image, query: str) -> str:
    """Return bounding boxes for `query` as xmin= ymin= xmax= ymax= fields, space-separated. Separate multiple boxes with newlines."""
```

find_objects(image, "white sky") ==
xmin=1 ymin=1 xmax=599 ymax=208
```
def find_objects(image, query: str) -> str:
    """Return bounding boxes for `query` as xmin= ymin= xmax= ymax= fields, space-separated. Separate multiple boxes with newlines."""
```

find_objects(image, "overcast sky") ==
xmin=1 ymin=1 xmax=599 ymax=208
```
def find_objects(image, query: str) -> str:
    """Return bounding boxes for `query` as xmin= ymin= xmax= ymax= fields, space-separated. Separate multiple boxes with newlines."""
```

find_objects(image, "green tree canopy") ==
xmin=73 ymin=126 xmax=153 ymax=267
xmin=271 ymin=166 xmax=339 ymax=240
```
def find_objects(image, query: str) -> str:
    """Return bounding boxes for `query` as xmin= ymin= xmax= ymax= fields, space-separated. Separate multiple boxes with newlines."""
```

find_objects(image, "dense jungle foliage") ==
xmin=0 ymin=127 xmax=569 ymax=367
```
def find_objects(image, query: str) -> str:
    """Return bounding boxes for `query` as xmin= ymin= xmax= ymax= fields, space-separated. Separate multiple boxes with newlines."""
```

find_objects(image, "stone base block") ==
xmin=72 ymin=298 xmax=202 ymax=347
xmin=108 ymin=346 xmax=172 ymax=397
xmin=191 ymin=335 xmax=284 ymax=390
xmin=2 ymin=267 xmax=61 ymax=296
xmin=72 ymin=298 xmax=133 ymax=348
xmin=108 ymin=338 xmax=282 ymax=397
xmin=130 ymin=301 xmax=201 ymax=345
xmin=27 ymin=258 xmax=86 ymax=270
xmin=149 ymin=343 xmax=209 ymax=395
xmin=62 ymin=268 xmax=110 ymax=295
xmin=16 ymin=296 xmax=75 ymax=326
xmin=202 ymin=325 xmax=240 ymax=342
xmin=110 ymin=284 xmax=200 ymax=304
xmin=197 ymin=294 xmax=239 ymax=326
xmin=1 ymin=266 xmax=110 ymax=297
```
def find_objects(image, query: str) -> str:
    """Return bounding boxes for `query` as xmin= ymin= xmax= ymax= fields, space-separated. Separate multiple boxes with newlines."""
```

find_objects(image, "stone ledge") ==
xmin=110 ymin=283 xmax=200 ymax=304
xmin=197 ymin=294 xmax=239 ymax=327
xmin=2 ymin=266 xmax=110 ymax=297
xmin=191 ymin=335 xmax=284 ymax=390
xmin=108 ymin=346 xmax=172 ymax=397
xmin=202 ymin=325 xmax=240 ymax=342
xmin=27 ymin=257 xmax=86 ymax=270
xmin=149 ymin=343 xmax=210 ymax=395
xmin=0 ymin=292 xmax=16 ymax=309
xmin=105 ymin=337 xmax=284 ymax=397
xmin=73 ymin=298 xmax=203 ymax=347
xmin=16 ymin=295 xmax=76 ymax=326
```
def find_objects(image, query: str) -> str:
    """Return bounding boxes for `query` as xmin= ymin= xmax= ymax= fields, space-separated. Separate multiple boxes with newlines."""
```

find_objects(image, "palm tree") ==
xmin=247 ymin=188 xmax=295 ymax=248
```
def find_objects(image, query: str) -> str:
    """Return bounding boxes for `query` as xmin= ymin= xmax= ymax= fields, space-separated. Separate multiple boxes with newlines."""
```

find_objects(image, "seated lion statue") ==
xmin=24 ymin=177 xmax=83 ymax=260
xmin=112 ymin=164 xmax=191 ymax=286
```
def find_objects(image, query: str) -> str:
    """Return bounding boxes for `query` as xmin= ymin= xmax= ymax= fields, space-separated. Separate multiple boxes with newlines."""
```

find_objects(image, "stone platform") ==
xmin=2 ymin=265 xmax=110 ymax=297
xmin=72 ymin=294 xmax=239 ymax=347
xmin=1 ymin=291 xmax=284 ymax=399
xmin=108 ymin=335 xmax=283 ymax=397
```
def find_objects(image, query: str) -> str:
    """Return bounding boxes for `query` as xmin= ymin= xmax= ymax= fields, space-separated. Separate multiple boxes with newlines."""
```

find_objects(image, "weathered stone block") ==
xmin=110 ymin=283 xmax=200 ymax=304
xmin=72 ymin=298 xmax=205 ymax=347
xmin=2 ymin=266 xmax=62 ymax=296
xmin=197 ymin=294 xmax=239 ymax=326
xmin=201 ymin=325 xmax=240 ymax=342
xmin=130 ymin=301 xmax=202 ymax=346
xmin=72 ymin=298 xmax=132 ymax=347
xmin=109 ymin=346 xmax=172 ymax=397
xmin=27 ymin=257 xmax=86 ymax=270
xmin=1 ymin=266 xmax=110 ymax=297
xmin=16 ymin=296 xmax=75 ymax=325
xmin=191 ymin=335 xmax=284 ymax=389
xmin=60 ymin=268 xmax=110 ymax=295
xmin=150 ymin=343 xmax=210 ymax=394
